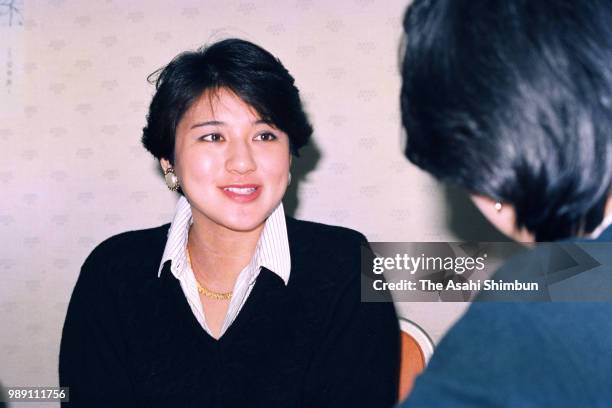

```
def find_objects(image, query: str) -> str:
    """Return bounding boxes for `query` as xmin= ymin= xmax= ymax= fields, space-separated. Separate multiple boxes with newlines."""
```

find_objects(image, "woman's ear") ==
xmin=470 ymin=194 xmax=534 ymax=243
xmin=160 ymin=158 xmax=171 ymax=172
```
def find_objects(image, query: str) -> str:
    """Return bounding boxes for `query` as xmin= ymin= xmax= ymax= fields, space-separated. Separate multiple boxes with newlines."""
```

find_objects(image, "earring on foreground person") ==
xmin=471 ymin=195 xmax=534 ymax=242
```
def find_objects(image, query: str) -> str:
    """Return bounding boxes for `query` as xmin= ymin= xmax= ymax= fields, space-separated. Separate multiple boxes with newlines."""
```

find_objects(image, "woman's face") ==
xmin=163 ymin=87 xmax=291 ymax=233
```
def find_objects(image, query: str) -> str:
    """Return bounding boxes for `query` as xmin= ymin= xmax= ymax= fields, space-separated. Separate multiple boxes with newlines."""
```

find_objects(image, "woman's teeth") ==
xmin=224 ymin=187 xmax=257 ymax=194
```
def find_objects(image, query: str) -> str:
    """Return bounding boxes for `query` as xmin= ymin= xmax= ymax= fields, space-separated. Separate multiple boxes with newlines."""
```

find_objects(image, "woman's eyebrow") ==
xmin=190 ymin=120 xmax=225 ymax=129
xmin=190 ymin=119 xmax=273 ymax=129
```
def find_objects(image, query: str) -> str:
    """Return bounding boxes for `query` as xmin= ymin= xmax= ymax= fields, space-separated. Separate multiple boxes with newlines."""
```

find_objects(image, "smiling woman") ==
xmin=58 ymin=39 xmax=400 ymax=408
xmin=167 ymin=88 xmax=291 ymax=237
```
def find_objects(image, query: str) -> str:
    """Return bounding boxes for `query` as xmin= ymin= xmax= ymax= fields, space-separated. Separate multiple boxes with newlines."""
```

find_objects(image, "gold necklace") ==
xmin=195 ymin=282 xmax=232 ymax=300
xmin=186 ymin=245 xmax=233 ymax=301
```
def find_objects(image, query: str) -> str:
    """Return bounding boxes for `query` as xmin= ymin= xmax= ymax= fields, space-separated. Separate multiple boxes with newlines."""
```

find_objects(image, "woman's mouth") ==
xmin=220 ymin=185 xmax=261 ymax=203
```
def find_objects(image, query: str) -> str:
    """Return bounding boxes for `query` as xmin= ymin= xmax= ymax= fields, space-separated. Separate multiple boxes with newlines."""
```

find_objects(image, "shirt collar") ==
xmin=158 ymin=196 xmax=291 ymax=285
xmin=256 ymin=200 xmax=291 ymax=284
xmin=158 ymin=196 xmax=192 ymax=279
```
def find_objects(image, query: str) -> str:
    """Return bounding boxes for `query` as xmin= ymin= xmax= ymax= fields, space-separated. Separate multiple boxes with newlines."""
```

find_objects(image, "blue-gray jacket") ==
xmin=400 ymin=225 xmax=612 ymax=407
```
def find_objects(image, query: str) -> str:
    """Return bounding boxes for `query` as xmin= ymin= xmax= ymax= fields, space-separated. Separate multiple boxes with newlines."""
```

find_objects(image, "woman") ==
xmin=397 ymin=0 xmax=612 ymax=406
xmin=59 ymin=39 xmax=399 ymax=407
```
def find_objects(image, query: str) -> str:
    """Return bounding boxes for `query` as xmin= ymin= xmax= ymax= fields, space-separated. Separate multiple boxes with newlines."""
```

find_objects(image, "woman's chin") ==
xmin=190 ymin=197 xmax=281 ymax=234
xmin=214 ymin=214 xmax=268 ymax=233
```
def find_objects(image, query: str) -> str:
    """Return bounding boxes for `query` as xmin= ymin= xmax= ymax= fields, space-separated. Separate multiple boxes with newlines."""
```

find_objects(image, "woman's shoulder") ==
xmin=81 ymin=224 xmax=170 ymax=279
xmin=67 ymin=224 xmax=171 ymax=308
xmin=285 ymin=217 xmax=369 ymax=280
xmin=285 ymin=216 xmax=367 ymax=247
xmin=88 ymin=224 xmax=169 ymax=257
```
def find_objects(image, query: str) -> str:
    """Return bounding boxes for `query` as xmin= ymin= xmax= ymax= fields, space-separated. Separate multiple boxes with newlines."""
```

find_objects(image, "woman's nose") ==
xmin=225 ymin=140 xmax=256 ymax=174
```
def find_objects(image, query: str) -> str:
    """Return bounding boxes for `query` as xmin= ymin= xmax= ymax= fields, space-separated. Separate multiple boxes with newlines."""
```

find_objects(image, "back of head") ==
xmin=401 ymin=0 xmax=612 ymax=241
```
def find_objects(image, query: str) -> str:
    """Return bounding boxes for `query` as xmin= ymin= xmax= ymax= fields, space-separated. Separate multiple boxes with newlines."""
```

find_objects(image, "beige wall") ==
xmin=1 ymin=1 xmax=506 ymax=405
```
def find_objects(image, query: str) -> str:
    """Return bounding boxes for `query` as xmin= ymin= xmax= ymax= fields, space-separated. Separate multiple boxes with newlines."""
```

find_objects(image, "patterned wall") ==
xmin=0 ymin=0 xmax=506 ymax=401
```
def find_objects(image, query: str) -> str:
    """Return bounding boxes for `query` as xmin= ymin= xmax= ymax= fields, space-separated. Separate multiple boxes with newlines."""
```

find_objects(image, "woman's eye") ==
xmin=199 ymin=133 xmax=223 ymax=142
xmin=254 ymin=132 xmax=277 ymax=141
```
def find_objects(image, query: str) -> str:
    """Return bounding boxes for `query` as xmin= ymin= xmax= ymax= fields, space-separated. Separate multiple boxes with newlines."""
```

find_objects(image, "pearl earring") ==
xmin=164 ymin=167 xmax=180 ymax=191
xmin=494 ymin=202 xmax=503 ymax=212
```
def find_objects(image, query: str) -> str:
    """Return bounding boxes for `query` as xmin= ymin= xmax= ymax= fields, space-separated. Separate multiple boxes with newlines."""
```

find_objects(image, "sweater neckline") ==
xmin=161 ymin=266 xmax=288 ymax=345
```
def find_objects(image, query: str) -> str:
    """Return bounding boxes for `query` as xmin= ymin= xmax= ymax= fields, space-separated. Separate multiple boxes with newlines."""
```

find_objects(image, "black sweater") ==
xmin=59 ymin=217 xmax=400 ymax=408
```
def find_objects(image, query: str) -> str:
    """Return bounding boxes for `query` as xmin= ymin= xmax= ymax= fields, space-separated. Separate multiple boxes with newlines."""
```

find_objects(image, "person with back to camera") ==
xmin=397 ymin=0 xmax=612 ymax=406
xmin=59 ymin=38 xmax=400 ymax=407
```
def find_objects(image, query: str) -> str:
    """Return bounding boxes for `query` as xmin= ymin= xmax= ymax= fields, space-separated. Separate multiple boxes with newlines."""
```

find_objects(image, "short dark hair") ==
xmin=401 ymin=0 xmax=612 ymax=241
xmin=142 ymin=38 xmax=312 ymax=161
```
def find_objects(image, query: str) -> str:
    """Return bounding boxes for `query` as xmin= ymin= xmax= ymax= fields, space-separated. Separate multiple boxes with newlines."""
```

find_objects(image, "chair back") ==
xmin=398 ymin=318 xmax=434 ymax=401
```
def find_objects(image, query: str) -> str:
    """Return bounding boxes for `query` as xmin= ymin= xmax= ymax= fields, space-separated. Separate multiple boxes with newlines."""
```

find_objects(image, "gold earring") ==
xmin=164 ymin=167 xmax=180 ymax=191
xmin=494 ymin=202 xmax=503 ymax=212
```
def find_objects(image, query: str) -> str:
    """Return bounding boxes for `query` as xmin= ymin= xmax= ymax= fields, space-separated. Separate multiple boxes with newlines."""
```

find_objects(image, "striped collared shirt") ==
xmin=158 ymin=196 xmax=291 ymax=338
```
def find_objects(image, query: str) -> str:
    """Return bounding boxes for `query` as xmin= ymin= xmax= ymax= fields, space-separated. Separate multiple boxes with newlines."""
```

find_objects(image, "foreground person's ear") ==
xmin=470 ymin=194 xmax=534 ymax=243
